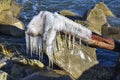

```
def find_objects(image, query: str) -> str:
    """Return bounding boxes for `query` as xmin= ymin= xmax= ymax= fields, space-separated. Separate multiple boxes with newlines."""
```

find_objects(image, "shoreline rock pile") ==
xmin=0 ymin=1 xmax=120 ymax=80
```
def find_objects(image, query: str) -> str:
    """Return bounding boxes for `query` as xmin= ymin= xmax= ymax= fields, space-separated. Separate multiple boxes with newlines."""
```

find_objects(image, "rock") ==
xmin=78 ymin=64 xmax=111 ymax=80
xmin=59 ymin=10 xmax=78 ymax=16
xmin=11 ymin=64 xmax=25 ymax=79
xmin=87 ymin=8 xmax=107 ymax=35
xmin=108 ymin=34 xmax=120 ymax=41
xmin=102 ymin=17 xmax=120 ymax=40
xmin=10 ymin=1 xmax=21 ymax=18
xmin=0 ymin=70 xmax=13 ymax=80
xmin=26 ymin=10 xmax=111 ymax=79
xmin=21 ymin=71 xmax=71 ymax=80
xmin=93 ymin=2 xmax=115 ymax=17
xmin=12 ymin=57 xmax=45 ymax=68
xmin=86 ymin=2 xmax=117 ymax=35
xmin=0 ymin=0 xmax=25 ymax=37
xmin=0 ymin=24 xmax=25 ymax=37
xmin=0 ymin=43 xmax=14 ymax=58
xmin=59 ymin=10 xmax=85 ymax=21
xmin=0 ymin=62 xmax=7 ymax=69
xmin=0 ymin=56 xmax=8 ymax=69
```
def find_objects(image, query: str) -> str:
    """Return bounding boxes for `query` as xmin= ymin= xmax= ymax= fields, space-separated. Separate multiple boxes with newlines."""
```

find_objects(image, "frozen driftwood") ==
xmin=26 ymin=11 xmax=98 ymax=79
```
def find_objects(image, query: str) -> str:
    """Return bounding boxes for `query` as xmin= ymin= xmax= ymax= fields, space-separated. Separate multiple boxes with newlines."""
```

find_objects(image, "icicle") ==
xmin=72 ymin=36 xmax=75 ymax=50
xmin=38 ymin=37 xmax=43 ymax=60
xmin=25 ymin=32 xmax=30 ymax=54
xmin=30 ymin=36 xmax=34 ymax=57
xmin=45 ymin=29 xmax=56 ymax=68
xmin=32 ymin=37 xmax=35 ymax=54
xmin=56 ymin=32 xmax=61 ymax=51
xmin=46 ymin=45 xmax=54 ymax=68
xmin=35 ymin=36 xmax=39 ymax=55
xmin=68 ymin=34 xmax=71 ymax=49
xmin=65 ymin=33 xmax=67 ymax=44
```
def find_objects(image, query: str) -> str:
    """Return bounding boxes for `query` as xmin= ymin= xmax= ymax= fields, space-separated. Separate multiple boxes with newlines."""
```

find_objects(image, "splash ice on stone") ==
xmin=26 ymin=11 xmax=92 ymax=68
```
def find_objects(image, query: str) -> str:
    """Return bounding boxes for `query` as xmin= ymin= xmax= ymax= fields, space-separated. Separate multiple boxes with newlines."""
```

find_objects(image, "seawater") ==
xmin=16 ymin=0 xmax=120 ymax=67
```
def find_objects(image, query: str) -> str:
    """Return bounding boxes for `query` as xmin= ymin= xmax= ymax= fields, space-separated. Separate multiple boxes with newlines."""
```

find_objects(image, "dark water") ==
xmin=15 ymin=0 xmax=120 ymax=67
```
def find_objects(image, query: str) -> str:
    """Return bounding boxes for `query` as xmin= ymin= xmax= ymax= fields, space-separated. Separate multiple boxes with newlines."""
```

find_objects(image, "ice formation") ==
xmin=26 ymin=11 xmax=92 ymax=68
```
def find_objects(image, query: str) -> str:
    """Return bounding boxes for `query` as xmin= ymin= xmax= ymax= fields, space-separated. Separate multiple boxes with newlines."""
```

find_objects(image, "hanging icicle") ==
xmin=72 ymin=36 xmax=75 ymax=50
xmin=25 ymin=32 xmax=30 ymax=54
xmin=38 ymin=36 xmax=43 ymax=60
xmin=68 ymin=34 xmax=71 ymax=49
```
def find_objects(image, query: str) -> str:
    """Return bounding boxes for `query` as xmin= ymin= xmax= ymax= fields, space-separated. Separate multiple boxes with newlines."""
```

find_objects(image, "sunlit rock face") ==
xmin=26 ymin=11 xmax=98 ymax=79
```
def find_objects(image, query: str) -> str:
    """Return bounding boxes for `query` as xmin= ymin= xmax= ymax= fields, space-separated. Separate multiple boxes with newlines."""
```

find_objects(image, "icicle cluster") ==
xmin=26 ymin=11 xmax=92 ymax=68
xmin=25 ymin=33 xmax=43 ymax=60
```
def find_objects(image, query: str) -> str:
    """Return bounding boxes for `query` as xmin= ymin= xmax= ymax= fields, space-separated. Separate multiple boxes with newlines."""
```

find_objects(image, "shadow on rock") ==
xmin=0 ymin=24 xmax=25 ymax=37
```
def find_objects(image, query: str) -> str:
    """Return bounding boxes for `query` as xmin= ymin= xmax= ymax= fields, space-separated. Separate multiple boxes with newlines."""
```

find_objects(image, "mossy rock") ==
xmin=93 ymin=2 xmax=115 ymax=17
xmin=12 ymin=57 xmax=45 ymax=68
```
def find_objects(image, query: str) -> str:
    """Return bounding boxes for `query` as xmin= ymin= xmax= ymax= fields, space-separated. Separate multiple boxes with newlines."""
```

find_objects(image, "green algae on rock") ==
xmin=59 ymin=10 xmax=78 ymax=16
